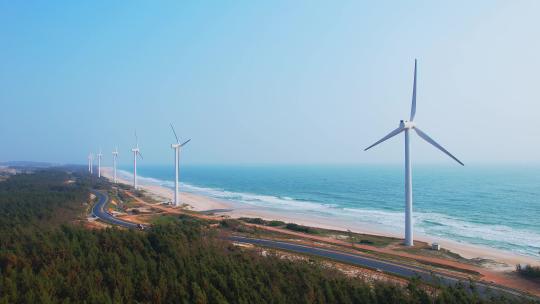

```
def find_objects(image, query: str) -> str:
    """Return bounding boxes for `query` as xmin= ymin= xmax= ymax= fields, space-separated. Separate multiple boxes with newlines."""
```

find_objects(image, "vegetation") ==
xmin=268 ymin=220 xmax=286 ymax=227
xmin=0 ymin=169 xmax=89 ymax=229
xmin=237 ymin=217 xmax=323 ymax=235
xmin=285 ymin=223 xmax=323 ymax=234
xmin=238 ymin=217 xmax=267 ymax=225
xmin=151 ymin=214 xmax=184 ymax=225
xmin=0 ymin=168 xmax=536 ymax=303
xmin=237 ymin=217 xmax=396 ymax=247
xmin=517 ymin=264 xmax=540 ymax=279
xmin=220 ymin=219 xmax=259 ymax=234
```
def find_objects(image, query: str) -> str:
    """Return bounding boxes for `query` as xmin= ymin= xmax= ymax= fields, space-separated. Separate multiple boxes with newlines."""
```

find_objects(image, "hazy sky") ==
xmin=1 ymin=1 xmax=539 ymax=166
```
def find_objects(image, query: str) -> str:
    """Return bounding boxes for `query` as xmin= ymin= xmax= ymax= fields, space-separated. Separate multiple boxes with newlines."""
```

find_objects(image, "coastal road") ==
xmin=91 ymin=190 xmax=140 ymax=229
xmin=229 ymin=236 xmax=451 ymax=282
xmin=229 ymin=236 xmax=534 ymax=300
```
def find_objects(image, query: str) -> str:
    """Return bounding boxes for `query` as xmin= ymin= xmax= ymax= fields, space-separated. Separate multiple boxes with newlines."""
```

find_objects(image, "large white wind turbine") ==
xmin=170 ymin=124 xmax=191 ymax=207
xmin=112 ymin=147 xmax=119 ymax=183
xmin=97 ymin=149 xmax=103 ymax=178
xmin=131 ymin=132 xmax=143 ymax=190
xmin=364 ymin=59 xmax=464 ymax=247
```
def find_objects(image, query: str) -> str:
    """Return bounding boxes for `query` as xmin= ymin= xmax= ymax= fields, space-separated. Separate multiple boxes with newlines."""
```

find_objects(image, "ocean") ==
xmin=118 ymin=164 xmax=540 ymax=258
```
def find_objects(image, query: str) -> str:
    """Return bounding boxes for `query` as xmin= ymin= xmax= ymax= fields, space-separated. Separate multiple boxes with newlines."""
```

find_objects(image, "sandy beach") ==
xmin=101 ymin=167 xmax=230 ymax=211
xmin=100 ymin=167 xmax=540 ymax=268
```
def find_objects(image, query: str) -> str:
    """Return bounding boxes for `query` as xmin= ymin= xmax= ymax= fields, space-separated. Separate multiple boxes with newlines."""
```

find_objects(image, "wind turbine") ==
xmin=89 ymin=153 xmax=94 ymax=174
xmin=170 ymin=124 xmax=191 ymax=207
xmin=88 ymin=153 xmax=92 ymax=172
xmin=131 ymin=132 xmax=143 ymax=190
xmin=97 ymin=149 xmax=103 ymax=178
xmin=112 ymin=147 xmax=119 ymax=183
xmin=364 ymin=59 xmax=464 ymax=247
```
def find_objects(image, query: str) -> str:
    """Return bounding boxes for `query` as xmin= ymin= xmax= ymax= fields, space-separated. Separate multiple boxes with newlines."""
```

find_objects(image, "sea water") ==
xmin=118 ymin=164 xmax=540 ymax=258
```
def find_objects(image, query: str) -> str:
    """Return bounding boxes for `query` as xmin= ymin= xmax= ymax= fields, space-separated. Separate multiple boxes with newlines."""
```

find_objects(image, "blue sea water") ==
xmin=119 ymin=164 xmax=540 ymax=258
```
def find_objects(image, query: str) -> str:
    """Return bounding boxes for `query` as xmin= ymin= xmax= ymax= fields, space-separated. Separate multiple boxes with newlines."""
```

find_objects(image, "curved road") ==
xmin=228 ymin=236 xmax=532 ymax=299
xmin=90 ymin=189 xmax=533 ymax=300
xmin=91 ymin=190 xmax=139 ymax=229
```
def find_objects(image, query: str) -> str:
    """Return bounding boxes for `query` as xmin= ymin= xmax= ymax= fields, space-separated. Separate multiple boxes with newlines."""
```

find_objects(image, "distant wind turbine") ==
xmin=97 ymin=149 xmax=103 ymax=178
xmin=131 ymin=131 xmax=143 ymax=190
xmin=89 ymin=153 xmax=94 ymax=174
xmin=170 ymin=123 xmax=191 ymax=207
xmin=112 ymin=147 xmax=119 ymax=183
xmin=88 ymin=153 xmax=92 ymax=173
xmin=364 ymin=59 xmax=464 ymax=247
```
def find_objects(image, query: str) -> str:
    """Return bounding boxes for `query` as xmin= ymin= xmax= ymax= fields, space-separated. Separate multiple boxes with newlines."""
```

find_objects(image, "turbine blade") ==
xmin=364 ymin=127 xmax=404 ymax=151
xmin=414 ymin=127 xmax=464 ymax=166
xmin=410 ymin=59 xmax=417 ymax=121
xmin=170 ymin=123 xmax=179 ymax=143
xmin=137 ymin=151 xmax=143 ymax=160
xmin=180 ymin=139 xmax=191 ymax=147
xmin=135 ymin=130 xmax=138 ymax=148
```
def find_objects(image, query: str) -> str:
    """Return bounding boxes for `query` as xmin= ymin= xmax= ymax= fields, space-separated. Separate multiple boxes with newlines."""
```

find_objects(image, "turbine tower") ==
xmin=112 ymin=147 xmax=119 ymax=183
xmin=170 ymin=124 xmax=191 ymax=207
xmin=131 ymin=132 xmax=143 ymax=190
xmin=364 ymin=59 xmax=464 ymax=247
xmin=97 ymin=149 xmax=103 ymax=178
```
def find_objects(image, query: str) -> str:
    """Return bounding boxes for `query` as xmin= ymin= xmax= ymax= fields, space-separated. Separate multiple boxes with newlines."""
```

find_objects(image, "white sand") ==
xmin=99 ymin=167 xmax=540 ymax=268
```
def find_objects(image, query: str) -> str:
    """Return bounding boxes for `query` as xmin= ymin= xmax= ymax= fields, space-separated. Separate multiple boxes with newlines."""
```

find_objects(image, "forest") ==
xmin=0 ymin=168 xmax=536 ymax=303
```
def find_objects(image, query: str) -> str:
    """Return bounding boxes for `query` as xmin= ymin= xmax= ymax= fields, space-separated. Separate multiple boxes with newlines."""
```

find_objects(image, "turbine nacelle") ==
xmin=170 ymin=124 xmax=191 ymax=149
xmin=400 ymin=120 xmax=416 ymax=129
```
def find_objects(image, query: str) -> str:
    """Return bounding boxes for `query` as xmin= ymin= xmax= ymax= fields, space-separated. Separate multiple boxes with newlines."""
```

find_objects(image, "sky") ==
xmin=1 ymin=1 xmax=539 ymax=166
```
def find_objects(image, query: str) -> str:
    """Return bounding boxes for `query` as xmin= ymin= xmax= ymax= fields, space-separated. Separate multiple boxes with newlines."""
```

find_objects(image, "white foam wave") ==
xmin=340 ymin=207 xmax=540 ymax=256
xmin=414 ymin=212 xmax=540 ymax=255
xmin=180 ymin=182 xmax=329 ymax=212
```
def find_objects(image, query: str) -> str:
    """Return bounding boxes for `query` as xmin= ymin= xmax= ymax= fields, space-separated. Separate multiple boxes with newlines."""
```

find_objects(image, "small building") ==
xmin=431 ymin=242 xmax=441 ymax=251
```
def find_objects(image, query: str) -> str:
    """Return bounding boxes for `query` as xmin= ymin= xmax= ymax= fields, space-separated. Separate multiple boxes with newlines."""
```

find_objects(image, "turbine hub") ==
xmin=400 ymin=120 xmax=416 ymax=129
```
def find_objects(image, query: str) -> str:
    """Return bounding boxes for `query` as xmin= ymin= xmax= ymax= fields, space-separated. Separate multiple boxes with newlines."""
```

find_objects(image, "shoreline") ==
xmin=100 ymin=167 xmax=540 ymax=268
xmin=101 ymin=167 xmax=230 ymax=212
